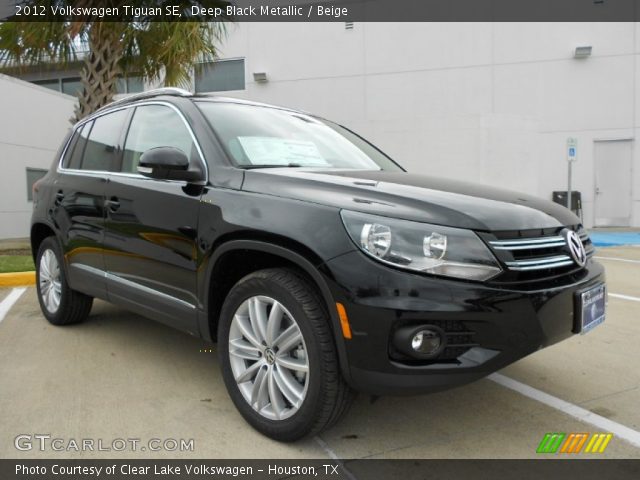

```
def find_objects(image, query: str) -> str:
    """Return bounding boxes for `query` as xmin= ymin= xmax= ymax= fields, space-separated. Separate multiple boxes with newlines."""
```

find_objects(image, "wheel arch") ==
xmin=30 ymin=222 xmax=57 ymax=261
xmin=200 ymin=239 xmax=352 ymax=383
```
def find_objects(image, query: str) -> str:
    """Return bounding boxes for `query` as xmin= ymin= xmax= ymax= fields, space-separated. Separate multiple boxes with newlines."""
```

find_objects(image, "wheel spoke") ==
xmin=234 ymin=358 xmax=264 ymax=384
xmin=267 ymin=367 xmax=286 ymax=420
xmin=248 ymin=297 xmax=268 ymax=344
xmin=265 ymin=301 xmax=284 ymax=345
xmin=40 ymin=254 xmax=51 ymax=279
xmin=46 ymin=285 xmax=54 ymax=311
xmin=235 ymin=314 xmax=262 ymax=348
xmin=229 ymin=338 xmax=261 ymax=361
xmin=250 ymin=365 xmax=269 ymax=410
xmin=273 ymin=324 xmax=303 ymax=353
xmin=47 ymin=251 xmax=57 ymax=280
xmin=276 ymin=355 xmax=309 ymax=373
xmin=273 ymin=365 xmax=304 ymax=408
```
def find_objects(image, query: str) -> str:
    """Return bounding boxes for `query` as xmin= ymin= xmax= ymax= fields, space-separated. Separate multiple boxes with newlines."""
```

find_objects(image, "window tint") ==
xmin=65 ymin=122 xmax=91 ymax=170
xmin=81 ymin=110 xmax=127 ymax=171
xmin=121 ymin=105 xmax=196 ymax=174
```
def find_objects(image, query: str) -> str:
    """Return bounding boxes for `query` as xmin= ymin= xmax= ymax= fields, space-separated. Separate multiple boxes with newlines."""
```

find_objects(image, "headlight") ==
xmin=340 ymin=210 xmax=502 ymax=281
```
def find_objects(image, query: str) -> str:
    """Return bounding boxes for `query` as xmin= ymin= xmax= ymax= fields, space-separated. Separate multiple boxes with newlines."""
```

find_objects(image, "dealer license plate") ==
xmin=578 ymin=283 xmax=606 ymax=334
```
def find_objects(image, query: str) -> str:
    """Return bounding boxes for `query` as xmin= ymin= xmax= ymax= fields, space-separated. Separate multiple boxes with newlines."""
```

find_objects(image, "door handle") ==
xmin=55 ymin=191 xmax=64 ymax=205
xmin=595 ymin=187 xmax=602 ymax=195
xmin=106 ymin=197 xmax=121 ymax=212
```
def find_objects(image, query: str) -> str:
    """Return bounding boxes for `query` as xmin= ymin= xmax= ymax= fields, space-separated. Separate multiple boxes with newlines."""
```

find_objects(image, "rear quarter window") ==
xmin=63 ymin=122 xmax=92 ymax=170
xmin=80 ymin=109 xmax=128 ymax=171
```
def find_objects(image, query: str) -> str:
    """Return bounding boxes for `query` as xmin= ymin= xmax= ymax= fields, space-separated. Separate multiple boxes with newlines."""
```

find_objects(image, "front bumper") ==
xmin=320 ymin=250 xmax=606 ymax=396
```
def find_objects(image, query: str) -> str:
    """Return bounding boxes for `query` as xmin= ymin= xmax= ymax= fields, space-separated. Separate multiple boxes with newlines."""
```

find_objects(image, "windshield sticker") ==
xmin=237 ymin=136 xmax=330 ymax=166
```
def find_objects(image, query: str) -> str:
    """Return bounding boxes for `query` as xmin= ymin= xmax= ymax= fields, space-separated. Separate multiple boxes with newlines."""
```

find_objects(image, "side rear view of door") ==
xmin=55 ymin=109 xmax=128 ymax=298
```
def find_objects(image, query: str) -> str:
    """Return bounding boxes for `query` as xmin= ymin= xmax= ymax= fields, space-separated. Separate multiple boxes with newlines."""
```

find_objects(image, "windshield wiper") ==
xmin=238 ymin=163 xmax=303 ymax=169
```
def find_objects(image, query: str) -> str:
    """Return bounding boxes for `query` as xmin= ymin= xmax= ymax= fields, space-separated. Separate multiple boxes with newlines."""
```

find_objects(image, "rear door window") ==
xmin=81 ymin=109 xmax=128 ymax=171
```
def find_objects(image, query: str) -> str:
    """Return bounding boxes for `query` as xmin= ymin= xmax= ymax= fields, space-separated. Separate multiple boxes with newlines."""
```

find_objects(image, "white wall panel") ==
xmin=0 ymin=75 xmax=74 ymax=239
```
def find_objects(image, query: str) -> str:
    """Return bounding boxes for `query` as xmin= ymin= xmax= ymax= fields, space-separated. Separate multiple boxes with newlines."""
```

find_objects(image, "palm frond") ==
xmin=121 ymin=21 xmax=227 ymax=88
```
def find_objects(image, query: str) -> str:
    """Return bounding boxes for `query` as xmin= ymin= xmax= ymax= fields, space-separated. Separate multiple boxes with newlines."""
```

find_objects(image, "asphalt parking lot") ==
xmin=1 ymin=247 xmax=639 ymax=460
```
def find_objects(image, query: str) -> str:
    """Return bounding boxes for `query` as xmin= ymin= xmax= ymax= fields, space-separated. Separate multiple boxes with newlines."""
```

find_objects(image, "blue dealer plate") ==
xmin=579 ymin=283 xmax=606 ymax=334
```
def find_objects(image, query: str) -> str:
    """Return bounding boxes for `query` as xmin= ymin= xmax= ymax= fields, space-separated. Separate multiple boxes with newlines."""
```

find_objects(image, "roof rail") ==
xmin=96 ymin=87 xmax=192 ymax=113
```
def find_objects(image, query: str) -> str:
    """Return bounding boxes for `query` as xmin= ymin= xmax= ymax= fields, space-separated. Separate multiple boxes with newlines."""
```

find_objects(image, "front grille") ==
xmin=485 ymin=227 xmax=594 ymax=282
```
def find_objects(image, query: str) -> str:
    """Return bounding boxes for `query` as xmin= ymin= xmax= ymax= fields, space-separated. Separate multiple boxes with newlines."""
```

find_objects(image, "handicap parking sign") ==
xmin=567 ymin=138 xmax=578 ymax=162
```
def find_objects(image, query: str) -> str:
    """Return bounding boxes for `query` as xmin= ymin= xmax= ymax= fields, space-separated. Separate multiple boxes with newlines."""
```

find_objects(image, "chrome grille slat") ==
xmin=491 ymin=240 xmax=566 ymax=250
xmin=488 ymin=228 xmax=593 ymax=276
xmin=505 ymin=259 xmax=576 ymax=271
xmin=505 ymin=255 xmax=572 ymax=267
xmin=490 ymin=236 xmax=563 ymax=247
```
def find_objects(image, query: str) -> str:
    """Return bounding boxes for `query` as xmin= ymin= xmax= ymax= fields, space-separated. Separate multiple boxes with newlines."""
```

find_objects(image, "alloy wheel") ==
xmin=39 ymin=249 xmax=62 ymax=314
xmin=228 ymin=295 xmax=310 ymax=421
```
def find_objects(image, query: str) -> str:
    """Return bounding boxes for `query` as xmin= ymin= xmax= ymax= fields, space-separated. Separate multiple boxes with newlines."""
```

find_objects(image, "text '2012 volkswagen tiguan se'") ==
xmin=31 ymin=88 xmax=606 ymax=441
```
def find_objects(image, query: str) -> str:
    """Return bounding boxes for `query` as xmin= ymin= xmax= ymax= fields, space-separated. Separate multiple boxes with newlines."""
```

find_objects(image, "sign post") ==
xmin=566 ymin=138 xmax=578 ymax=210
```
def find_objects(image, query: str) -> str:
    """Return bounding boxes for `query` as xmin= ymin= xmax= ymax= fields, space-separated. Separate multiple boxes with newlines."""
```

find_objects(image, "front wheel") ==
xmin=218 ymin=268 xmax=353 ymax=441
xmin=36 ymin=237 xmax=93 ymax=326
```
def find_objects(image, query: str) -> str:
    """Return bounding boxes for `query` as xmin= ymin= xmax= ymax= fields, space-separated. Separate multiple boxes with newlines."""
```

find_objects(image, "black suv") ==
xmin=31 ymin=88 xmax=606 ymax=441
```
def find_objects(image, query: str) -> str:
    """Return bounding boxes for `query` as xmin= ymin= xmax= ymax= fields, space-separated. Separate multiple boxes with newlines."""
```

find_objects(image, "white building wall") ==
xmin=0 ymin=74 xmax=75 ymax=239
xmin=1 ymin=22 xmax=637 ymax=238
xmin=213 ymin=22 xmax=640 ymax=228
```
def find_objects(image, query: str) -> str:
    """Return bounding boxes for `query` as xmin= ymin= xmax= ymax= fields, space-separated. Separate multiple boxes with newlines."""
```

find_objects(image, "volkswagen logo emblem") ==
xmin=562 ymin=229 xmax=587 ymax=267
xmin=264 ymin=348 xmax=276 ymax=365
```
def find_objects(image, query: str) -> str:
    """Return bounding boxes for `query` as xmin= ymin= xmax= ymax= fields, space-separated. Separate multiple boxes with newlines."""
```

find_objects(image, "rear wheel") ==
xmin=218 ymin=268 xmax=353 ymax=441
xmin=36 ymin=237 xmax=93 ymax=326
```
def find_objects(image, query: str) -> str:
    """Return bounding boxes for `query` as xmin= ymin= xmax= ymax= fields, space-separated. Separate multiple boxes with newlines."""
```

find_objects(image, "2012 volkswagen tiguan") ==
xmin=31 ymin=88 xmax=606 ymax=441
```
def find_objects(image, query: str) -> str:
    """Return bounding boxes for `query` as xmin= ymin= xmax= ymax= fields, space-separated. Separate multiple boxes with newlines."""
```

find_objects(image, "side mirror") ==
xmin=137 ymin=146 xmax=204 ymax=182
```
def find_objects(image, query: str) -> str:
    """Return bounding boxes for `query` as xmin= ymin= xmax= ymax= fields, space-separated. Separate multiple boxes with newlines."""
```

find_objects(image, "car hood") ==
xmin=241 ymin=169 xmax=579 ymax=232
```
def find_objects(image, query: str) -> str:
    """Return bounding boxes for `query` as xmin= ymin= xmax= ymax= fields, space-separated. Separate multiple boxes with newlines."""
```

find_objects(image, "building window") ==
xmin=32 ymin=79 xmax=60 ymax=92
xmin=61 ymin=77 xmax=82 ymax=96
xmin=31 ymin=76 xmax=82 ymax=96
xmin=117 ymin=76 xmax=144 ymax=94
xmin=195 ymin=59 xmax=245 ymax=93
xmin=31 ymin=75 xmax=143 ymax=96
xmin=26 ymin=168 xmax=47 ymax=202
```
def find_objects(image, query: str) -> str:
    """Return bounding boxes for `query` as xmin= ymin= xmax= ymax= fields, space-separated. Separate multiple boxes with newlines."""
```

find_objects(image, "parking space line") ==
xmin=0 ymin=287 xmax=27 ymax=324
xmin=489 ymin=373 xmax=640 ymax=448
xmin=609 ymin=293 xmax=640 ymax=303
xmin=314 ymin=436 xmax=358 ymax=480
xmin=595 ymin=256 xmax=640 ymax=265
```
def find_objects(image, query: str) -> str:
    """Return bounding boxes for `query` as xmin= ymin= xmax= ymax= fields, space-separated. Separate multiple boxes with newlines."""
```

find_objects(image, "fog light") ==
xmin=411 ymin=329 xmax=442 ymax=355
xmin=393 ymin=325 xmax=446 ymax=359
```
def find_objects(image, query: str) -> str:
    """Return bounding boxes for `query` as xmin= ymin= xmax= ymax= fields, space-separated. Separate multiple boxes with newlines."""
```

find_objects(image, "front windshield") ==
xmin=196 ymin=101 xmax=402 ymax=171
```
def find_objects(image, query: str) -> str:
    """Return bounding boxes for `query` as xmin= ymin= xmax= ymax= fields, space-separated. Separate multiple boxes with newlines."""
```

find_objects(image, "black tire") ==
xmin=35 ymin=236 xmax=93 ymax=326
xmin=218 ymin=268 xmax=354 ymax=441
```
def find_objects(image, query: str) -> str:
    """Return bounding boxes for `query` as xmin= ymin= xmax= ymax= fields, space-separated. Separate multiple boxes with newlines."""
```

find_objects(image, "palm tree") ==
xmin=0 ymin=1 xmax=232 ymax=121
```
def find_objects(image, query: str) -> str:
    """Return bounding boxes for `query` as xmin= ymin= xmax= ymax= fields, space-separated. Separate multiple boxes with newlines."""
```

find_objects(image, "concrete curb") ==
xmin=0 ymin=271 xmax=35 ymax=287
